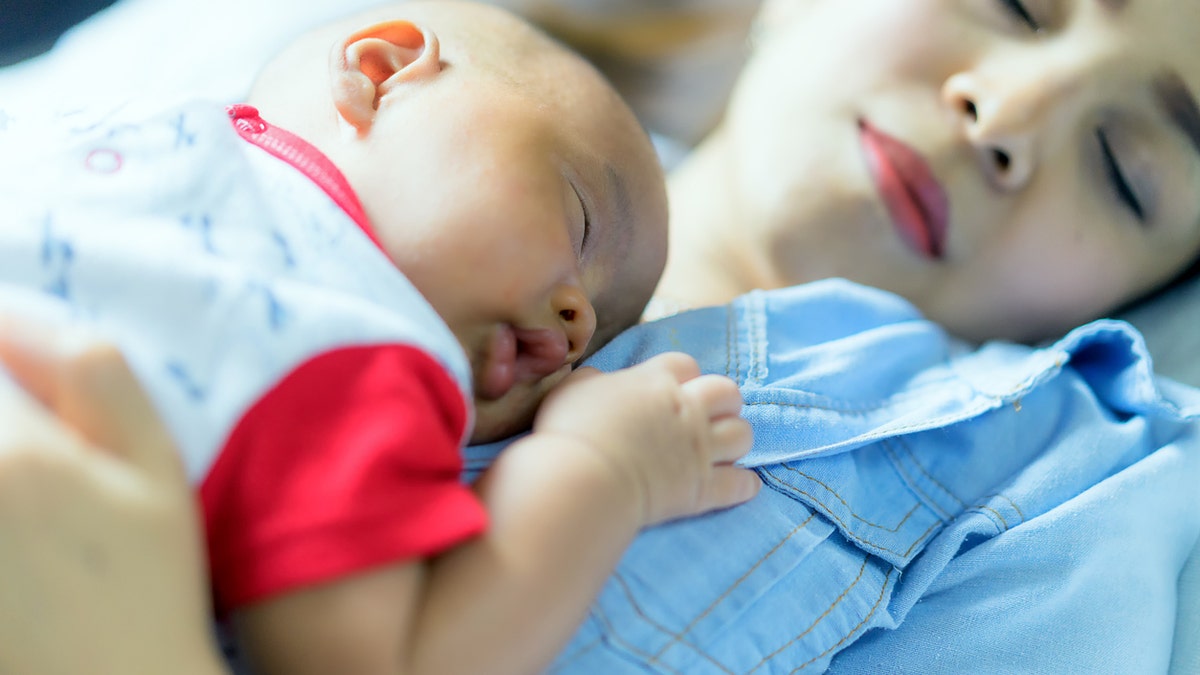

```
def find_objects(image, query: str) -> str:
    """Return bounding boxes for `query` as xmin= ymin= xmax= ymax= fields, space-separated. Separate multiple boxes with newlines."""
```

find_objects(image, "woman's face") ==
xmin=725 ymin=0 xmax=1200 ymax=341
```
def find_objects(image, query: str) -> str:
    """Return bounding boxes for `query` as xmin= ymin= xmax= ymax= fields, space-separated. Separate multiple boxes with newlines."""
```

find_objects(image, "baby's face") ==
xmin=355 ymin=20 xmax=668 ymax=443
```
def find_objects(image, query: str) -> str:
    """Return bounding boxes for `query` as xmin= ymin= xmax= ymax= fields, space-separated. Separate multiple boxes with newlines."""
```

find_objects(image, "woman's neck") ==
xmin=652 ymin=131 xmax=776 ymax=316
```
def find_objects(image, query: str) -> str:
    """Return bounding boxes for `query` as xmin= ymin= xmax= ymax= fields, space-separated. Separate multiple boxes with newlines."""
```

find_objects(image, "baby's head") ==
xmin=248 ymin=1 xmax=668 ymax=443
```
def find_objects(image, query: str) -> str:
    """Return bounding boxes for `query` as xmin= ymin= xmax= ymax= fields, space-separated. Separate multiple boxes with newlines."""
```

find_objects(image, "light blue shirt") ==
xmin=467 ymin=280 xmax=1200 ymax=674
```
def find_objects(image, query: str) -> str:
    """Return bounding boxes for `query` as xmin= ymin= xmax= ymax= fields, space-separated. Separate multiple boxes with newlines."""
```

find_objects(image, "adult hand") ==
xmin=0 ymin=319 xmax=227 ymax=675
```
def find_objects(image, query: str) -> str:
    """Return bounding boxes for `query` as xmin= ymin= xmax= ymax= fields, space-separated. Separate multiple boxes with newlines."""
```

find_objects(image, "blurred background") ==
xmin=0 ymin=0 xmax=760 ymax=154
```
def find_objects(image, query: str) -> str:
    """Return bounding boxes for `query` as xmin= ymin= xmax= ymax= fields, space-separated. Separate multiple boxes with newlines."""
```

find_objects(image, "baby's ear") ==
xmin=331 ymin=20 xmax=441 ymax=134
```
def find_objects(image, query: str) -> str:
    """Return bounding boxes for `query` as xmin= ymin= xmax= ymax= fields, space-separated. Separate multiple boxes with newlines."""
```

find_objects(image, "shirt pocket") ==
xmin=551 ymin=486 xmax=899 ymax=674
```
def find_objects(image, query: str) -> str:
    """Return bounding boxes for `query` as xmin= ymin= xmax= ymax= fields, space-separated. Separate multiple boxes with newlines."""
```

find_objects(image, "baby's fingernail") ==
xmin=742 ymin=472 xmax=762 ymax=499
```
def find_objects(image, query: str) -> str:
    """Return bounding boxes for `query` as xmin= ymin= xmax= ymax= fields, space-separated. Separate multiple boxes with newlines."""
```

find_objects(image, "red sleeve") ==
xmin=199 ymin=344 xmax=486 ymax=614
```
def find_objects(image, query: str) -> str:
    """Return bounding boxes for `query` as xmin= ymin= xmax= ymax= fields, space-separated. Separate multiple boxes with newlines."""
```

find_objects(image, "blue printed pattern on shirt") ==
xmin=0 ymin=101 xmax=471 ymax=482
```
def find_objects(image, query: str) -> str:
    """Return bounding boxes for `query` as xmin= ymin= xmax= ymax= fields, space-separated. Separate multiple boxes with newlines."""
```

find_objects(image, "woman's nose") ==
xmin=941 ymin=51 xmax=1097 ymax=192
xmin=551 ymin=282 xmax=597 ymax=365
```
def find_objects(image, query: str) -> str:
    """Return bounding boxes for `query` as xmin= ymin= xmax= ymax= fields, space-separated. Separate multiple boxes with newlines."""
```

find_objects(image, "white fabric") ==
xmin=0 ymin=100 xmax=471 ymax=480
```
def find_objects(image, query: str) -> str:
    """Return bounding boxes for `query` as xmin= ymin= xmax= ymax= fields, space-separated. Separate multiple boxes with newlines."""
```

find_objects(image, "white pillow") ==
xmin=1117 ymin=273 xmax=1200 ymax=388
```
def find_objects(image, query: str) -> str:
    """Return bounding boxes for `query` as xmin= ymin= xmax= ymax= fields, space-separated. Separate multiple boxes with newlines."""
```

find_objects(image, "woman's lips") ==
xmin=858 ymin=119 xmax=949 ymax=260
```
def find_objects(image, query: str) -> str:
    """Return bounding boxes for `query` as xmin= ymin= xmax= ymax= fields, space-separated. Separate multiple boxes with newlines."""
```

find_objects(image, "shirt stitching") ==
xmin=742 ymin=555 xmax=872 ymax=673
xmin=582 ymin=600 xmax=696 ymax=675
xmin=647 ymin=516 xmax=817 ymax=664
xmin=770 ymin=465 xmax=922 ymax=533
xmin=766 ymin=474 xmax=943 ymax=558
xmin=881 ymin=439 xmax=960 ymax=521
xmin=891 ymin=434 xmax=969 ymax=509
xmin=788 ymin=566 xmax=896 ymax=673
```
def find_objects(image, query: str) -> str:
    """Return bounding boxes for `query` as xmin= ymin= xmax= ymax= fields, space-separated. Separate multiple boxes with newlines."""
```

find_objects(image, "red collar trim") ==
xmin=226 ymin=104 xmax=384 ymax=252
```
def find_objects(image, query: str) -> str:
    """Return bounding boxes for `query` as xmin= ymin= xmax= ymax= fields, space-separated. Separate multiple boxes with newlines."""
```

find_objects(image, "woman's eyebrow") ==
xmin=1153 ymin=72 xmax=1200 ymax=159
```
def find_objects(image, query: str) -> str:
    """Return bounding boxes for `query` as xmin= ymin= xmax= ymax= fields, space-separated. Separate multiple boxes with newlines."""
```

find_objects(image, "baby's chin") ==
xmin=469 ymin=396 xmax=538 ymax=446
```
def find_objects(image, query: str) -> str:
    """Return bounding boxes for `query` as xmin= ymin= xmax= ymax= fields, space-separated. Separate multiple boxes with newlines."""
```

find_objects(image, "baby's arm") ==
xmin=235 ymin=352 xmax=757 ymax=675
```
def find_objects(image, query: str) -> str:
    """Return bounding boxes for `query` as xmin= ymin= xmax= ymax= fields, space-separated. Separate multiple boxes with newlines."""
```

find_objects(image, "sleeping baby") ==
xmin=0 ymin=2 xmax=758 ymax=674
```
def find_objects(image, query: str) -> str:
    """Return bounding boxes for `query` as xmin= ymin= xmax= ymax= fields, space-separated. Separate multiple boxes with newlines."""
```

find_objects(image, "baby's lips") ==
xmin=476 ymin=325 xmax=571 ymax=401
xmin=477 ymin=326 xmax=516 ymax=401
xmin=511 ymin=327 xmax=570 ymax=381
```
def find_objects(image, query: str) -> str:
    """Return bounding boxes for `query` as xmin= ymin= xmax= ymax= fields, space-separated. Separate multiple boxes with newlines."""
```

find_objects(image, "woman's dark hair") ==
xmin=1112 ymin=247 xmax=1200 ymax=317
xmin=1175 ymin=252 xmax=1200 ymax=289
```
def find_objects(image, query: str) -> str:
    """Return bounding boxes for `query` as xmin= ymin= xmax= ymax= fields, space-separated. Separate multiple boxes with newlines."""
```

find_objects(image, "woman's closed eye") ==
xmin=996 ymin=0 xmax=1042 ymax=32
xmin=1096 ymin=129 xmax=1148 ymax=225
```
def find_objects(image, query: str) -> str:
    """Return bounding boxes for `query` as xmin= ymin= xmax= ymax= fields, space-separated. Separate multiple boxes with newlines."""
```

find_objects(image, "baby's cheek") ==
xmin=470 ymin=392 xmax=540 ymax=446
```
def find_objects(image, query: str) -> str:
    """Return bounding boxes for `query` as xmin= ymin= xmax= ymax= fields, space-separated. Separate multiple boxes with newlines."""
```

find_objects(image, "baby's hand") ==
xmin=533 ymin=352 xmax=758 ymax=526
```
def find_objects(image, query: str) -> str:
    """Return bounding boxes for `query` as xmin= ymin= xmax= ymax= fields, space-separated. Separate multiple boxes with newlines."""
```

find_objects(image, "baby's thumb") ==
xmin=703 ymin=466 xmax=762 ymax=512
xmin=562 ymin=365 xmax=602 ymax=383
xmin=0 ymin=317 xmax=183 ymax=482
xmin=546 ymin=365 xmax=604 ymax=397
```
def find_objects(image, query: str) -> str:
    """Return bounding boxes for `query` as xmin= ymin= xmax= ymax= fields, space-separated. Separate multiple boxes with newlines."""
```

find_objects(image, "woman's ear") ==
xmin=331 ymin=20 xmax=442 ymax=134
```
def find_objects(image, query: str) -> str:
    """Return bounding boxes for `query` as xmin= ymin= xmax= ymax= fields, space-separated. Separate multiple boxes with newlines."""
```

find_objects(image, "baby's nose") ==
xmin=553 ymin=284 xmax=597 ymax=364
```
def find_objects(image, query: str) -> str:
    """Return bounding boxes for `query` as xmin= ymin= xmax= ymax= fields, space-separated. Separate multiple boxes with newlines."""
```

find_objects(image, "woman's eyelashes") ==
xmin=996 ymin=0 xmax=1043 ymax=32
xmin=1096 ymin=130 xmax=1148 ymax=225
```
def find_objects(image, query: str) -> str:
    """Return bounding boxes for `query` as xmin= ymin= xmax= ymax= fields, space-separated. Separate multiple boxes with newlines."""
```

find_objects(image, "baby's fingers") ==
xmin=711 ymin=416 xmax=754 ymax=464
xmin=640 ymin=352 xmax=702 ymax=384
xmin=685 ymin=374 xmax=744 ymax=420
xmin=701 ymin=466 xmax=761 ymax=512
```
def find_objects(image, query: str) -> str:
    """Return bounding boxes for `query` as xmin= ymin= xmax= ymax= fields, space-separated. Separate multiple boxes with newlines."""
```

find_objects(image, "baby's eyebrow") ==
xmin=604 ymin=162 xmax=633 ymax=240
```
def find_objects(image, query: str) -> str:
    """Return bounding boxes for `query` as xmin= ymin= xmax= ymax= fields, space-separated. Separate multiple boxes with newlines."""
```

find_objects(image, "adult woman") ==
xmin=0 ymin=321 xmax=225 ymax=675
xmin=581 ymin=0 xmax=1200 ymax=346
xmin=10 ymin=0 xmax=1200 ymax=337
xmin=467 ymin=3 xmax=1200 ymax=672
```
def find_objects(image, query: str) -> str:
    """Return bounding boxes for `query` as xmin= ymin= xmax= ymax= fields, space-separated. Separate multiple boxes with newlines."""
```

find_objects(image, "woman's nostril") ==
xmin=560 ymin=309 xmax=575 ymax=322
xmin=993 ymin=148 xmax=1011 ymax=172
xmin=963 ymin=99 xmax=978 ymax=122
